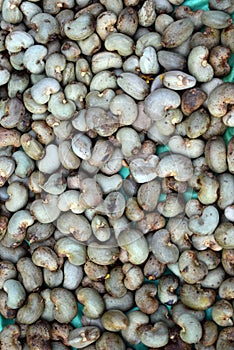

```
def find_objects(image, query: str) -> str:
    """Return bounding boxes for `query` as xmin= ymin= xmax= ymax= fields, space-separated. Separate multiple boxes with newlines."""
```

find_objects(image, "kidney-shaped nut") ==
xmin=117 ymin=228 xmax=149 ymax=265
xmin=178 ymin=250 xmax=208 ymax=284
xmin=205 ymin=136 xmax=227 ymax=173
xmin=139 ymin=46 xmax=160 ymax=75
xmin=180 ymin=284 xmax=216 ymax=311
xmin=200 ymin=320 xmax=218 ymax=346
xmin=201 ymin=10 xmax=232 ymax=29
xmin=129 ymin=155 xmax=159 ymax=184
xmin=197 ymin=172 xmax=219 ymax=205
xmin=20 ymin=133 xmax=45 ymax=161
xmin=135 ymin=283 xmax=158 ymax=314
xmin=0 ymin=260 xmax=17 ymax=289
xmin=64 ymin=13 xmax=95 ymax=40
xmin=188 ymin=46 xmax=214 ymax=82
xmin=144 ymin=88 xmax=181 ymax=121
xmin=50 ymin=288 xmax=78 ymax=324
xmin=188 ymin=205 xmax=219 ymax=235
xmin=31 ymin=77 xmax=60 ymax=105
xmin=219 ymin=277 xmax=234 ymax=300
xmin=68 ymin=326 xmax=101 ymax=349
xmin=121 ymin=310 xmax=149 ymax=345
xmin=0 ymin=127 xmax=21 ymax=148
xmin=91 ymin=51 xmax=122 ymax=75
xmin=214 ymin=222 xmax=234 ymax=248
xmin=162 ymin=18 xmax=194 ymax=48
xmin=151 ymin=229 xmax=179 ymax=265
xmin=5 ymin=181 xmax=28 ymax=212
xmin=26 ymin=320 xmax=51 ymax=350
xmin=212 ymin=300 xmax=233 ymax=327
xmin=176 ymin=313 xmax=202 ymax=344
xmin=77 ymin=287 xmax=105 ymax=319
xmin=168 ymin=135 xmax=205 ymax=159
xmin=87 ymin=242 xmax=119 ymax=266
xmin=27 ymin=223 xmax=54 ymax=244
xmin=138 ymin=0 xmax=156 ymax=27
xmin=221 ymin=23 xmax=234 ymax=53
xmin=1 ymin=210 xmax=34 ymax=248
xmin=96 ymin=11 xmax=117 ymax=40
xmin=157 ymin=274 xmax=179 ymax=306
xmin=16 ymin=292 xmax=44 ymax=325
xmin=104 ymin=32 xmax=134 ymax=56
xmin=17 ymin=257 xmax=43 ymax=292
xmin=209 ymin=45 xmax=231 ymax=76
xmin=5 ymin=30 xmax=33 ymax=52
xmin=217 ymin=173 xmax=234 ymax=208
xmin=3 ymin=279 xmax=26 ymax=309
xmin=117 ymin=72 xmax=149 ymax=101
xmin=55 ymin=237 xmax=86 ymax=266
xmin=136 ymin=321 xmax=169 ymax=348
xmin=162 ymin=71 xmax=196 ymax=90
xmin=181 ymin=88 xmax=207 ymax=116
xmin=57 ymin=212 xmax=92 ymax=242
xmin=207 ymin=83 xmax=234 ymax=117
xmin=30 ymin=194 xmax=61 ymax=224
xmin=101 ymin=310 xmax=129 ymax=332
xmin=23 ymin=44 xmax=47 ymax=74
xmin=156 ymin=154 xmax=193 ymax=182
xmin=32 ymin=246 xmax=60 ymax=271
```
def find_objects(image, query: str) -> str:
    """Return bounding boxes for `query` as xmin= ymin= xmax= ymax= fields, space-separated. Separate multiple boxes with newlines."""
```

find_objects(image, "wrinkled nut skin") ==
xmin=174 ymin=5 xmax=203 ymax=29
xmin=50 ymin=321 xmax=73 ymax=345
xmin=96 ymin=331 xmax=125 ymax=350
xmin=181 ymin=88 xmax=207 ymax=116
xmin=0 ymin=324 xmax=22 ymax=350
xmin=0 ymin=127 xmax=21 ymax=147
xmin=216 ymin=327 xmax=234 ymax=350
xmin=178 ymin=250 xmax=208 ymax=284
xmin=209 ymin=45 xmax=231 ymax=77
xmin=135 ymin=283 xmax=158 ymax=314
xmin=221 ymin=23 xmax=234 ymax=53
xmin=164 ymin=326 xmax=193 ymax=350
xmin=26 ymin=320 xmax=51 ymax=350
